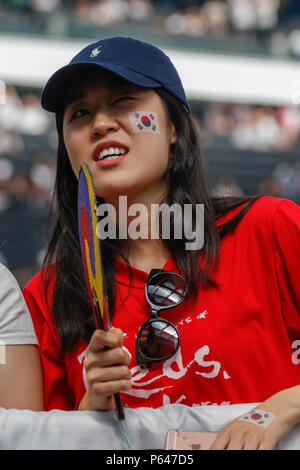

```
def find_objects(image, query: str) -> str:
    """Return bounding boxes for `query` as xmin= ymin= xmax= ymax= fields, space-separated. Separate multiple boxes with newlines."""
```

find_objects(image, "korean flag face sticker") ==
xmin=238 ymin=408 xmax=276 ymax=428
xmin=128 ymin=111 xmax=160 ymax=134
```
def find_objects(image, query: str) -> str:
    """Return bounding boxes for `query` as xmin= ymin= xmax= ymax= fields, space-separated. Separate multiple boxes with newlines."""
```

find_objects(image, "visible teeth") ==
xmin=105 ymin=155 xmax=120 ymax=160
xmin=98 ymin=147 xmax=126 ymax=160
xmin=101 ymin=149 xmax=108 ymax=158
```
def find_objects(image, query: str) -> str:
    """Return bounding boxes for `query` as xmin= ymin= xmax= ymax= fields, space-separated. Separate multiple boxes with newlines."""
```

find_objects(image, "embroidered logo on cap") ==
xmin=90 ymin=46 xmax=102 ymax=58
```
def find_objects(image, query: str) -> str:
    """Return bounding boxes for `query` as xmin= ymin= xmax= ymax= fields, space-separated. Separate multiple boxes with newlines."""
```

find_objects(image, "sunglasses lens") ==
xmin=138 ymin=320 xmax=179 ymax=359
xmin=148 ymin=273 xmax=186 ymax=307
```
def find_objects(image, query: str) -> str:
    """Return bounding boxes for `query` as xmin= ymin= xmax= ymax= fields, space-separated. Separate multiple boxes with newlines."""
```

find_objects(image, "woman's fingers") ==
xmin=92 ymin=378 xmax=132 ymax=398
xmin=242 ymin=435 xmax=260 ymax=450
xmin=82 ymin=328 xmax=132 ymax=410
xmin=93 ymin=373 xmax=132 ymax=394
xmin=85 ymin=362 xmax=132 ymax=408
xmin=209 ymin=430 xmax=230 ymax=450
xmin=88 ymin=364 xmax=131 ymax=384
xmin=88 ymin=328 xmax=124 ymax=353
xmin=110 ymin=328 xmax=125 ymax=347
xmin=210 ymin=412 xmax=283 ymax=450
xmin=85 ymin=346 xmax=131 ymax=370
xmin=89 ymin=365 xmax=132 ymax=397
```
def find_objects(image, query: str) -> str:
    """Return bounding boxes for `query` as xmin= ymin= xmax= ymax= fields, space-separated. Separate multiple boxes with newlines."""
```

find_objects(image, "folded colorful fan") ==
xmin=77 ymin=162 xmax=110 ymax=330
xmin=77 ymin=162 xmax=125 ymax=420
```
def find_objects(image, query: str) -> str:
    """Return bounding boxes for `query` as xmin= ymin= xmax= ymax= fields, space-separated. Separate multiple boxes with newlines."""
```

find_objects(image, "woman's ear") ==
xmin=169 ymin=121 xmax=177 ymax=145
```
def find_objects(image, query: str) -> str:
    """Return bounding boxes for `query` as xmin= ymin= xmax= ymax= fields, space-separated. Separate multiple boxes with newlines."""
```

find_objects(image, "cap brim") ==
xmin=41 ymin=62 xmax=162 ymax=112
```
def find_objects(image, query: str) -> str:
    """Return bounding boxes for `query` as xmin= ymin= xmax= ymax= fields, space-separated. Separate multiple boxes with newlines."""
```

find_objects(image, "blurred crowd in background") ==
xmin=0 ymin=0 xmax=293 ymax=33
xmin=1 ymin=0 xmax=300 ymax=57
xmin=0 ymin=0 xmax=300 ymax=286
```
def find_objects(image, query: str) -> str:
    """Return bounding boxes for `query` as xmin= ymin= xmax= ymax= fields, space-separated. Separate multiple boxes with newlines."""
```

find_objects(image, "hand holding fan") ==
xmin=77 ymin=162 xmax=125 ymax=420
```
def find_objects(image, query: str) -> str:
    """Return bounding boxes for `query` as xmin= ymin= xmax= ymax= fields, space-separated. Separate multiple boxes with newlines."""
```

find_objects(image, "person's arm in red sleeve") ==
xmin=211 ymin=198 xmax=300 ymax=450
xmin=273 ymin=199 xmax=300 ymax=339
xmin=23 ymin=281 xmax=75 ymax=411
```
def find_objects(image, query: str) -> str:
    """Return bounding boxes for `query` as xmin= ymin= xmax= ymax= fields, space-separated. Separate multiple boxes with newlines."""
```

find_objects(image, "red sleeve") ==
xmin=23 ymin=274 xmax=75 ymax=411
xmin=273 ymin=199 xmax=300 ymax=342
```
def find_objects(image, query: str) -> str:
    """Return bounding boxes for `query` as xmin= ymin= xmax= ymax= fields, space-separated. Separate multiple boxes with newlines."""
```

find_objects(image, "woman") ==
xmin=0 ymin=263 xmax=43 ymax=410
xmin=23 ymin=37 xmax=300 ymax=449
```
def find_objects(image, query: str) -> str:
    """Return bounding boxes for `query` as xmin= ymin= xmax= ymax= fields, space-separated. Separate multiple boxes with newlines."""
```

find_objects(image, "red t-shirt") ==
xmin=23 ymin=196 xmax=300 ymax=411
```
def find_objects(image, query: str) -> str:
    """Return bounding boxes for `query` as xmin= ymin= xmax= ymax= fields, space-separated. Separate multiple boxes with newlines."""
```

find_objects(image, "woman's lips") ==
xmin=93 ymin=140 xmax=129 ymax=161
xmin=95 ymin=152 xmax=128 ymax=167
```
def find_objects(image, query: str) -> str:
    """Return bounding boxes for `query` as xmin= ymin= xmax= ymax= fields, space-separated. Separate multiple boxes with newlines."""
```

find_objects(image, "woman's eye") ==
xmin=71 ymin=108 xmax=89 ymax=120
xmin=114 ymin=96 xmax=134 ymax=104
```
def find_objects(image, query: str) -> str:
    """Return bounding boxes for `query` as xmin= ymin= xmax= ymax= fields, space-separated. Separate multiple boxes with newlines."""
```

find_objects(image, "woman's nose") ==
xmin=91 ymin=110 xmax=119 ymax=138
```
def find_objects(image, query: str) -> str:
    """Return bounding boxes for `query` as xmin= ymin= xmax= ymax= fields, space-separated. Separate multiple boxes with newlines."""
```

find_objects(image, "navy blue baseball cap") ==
xmin=41 ymin=36 xmax=191 ymax=114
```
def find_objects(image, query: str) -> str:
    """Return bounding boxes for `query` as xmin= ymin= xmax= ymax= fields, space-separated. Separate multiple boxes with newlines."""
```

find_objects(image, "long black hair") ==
xmin=42 ymin=86 xmax=260 ymax=353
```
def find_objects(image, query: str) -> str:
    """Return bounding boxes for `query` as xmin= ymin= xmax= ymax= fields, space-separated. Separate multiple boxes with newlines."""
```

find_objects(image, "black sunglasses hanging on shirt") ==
xmin=136 ymin=269 xmax=188 ymax=368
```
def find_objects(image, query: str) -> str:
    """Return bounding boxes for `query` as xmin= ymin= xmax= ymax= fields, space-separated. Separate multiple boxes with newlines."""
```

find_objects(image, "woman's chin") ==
xmin=95 ymin=187 xmax=132 ymax=202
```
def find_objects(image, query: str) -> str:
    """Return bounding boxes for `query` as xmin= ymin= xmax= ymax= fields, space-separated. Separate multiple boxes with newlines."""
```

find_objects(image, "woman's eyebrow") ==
xmin=64 ymin=82 xmax=139 ymax=109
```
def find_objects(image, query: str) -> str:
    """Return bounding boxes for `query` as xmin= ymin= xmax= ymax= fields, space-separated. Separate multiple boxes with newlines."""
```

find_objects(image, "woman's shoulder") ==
xmin=247 ymin=195 xmax=298 ymax=215
xmin=218 ymin=196 xmax=299 ymax=227
xmin=215 ymin=196 xmax=300 ymax=245
xmin=23 ymin=264 xmax=56 ymax=295
xmin=241 ymin=196 xmax=300 ymax=230
xmin=22 ymin=265 xmax=57 ymax=338
xmin=22 ymin=264 xmax=56 ymax=318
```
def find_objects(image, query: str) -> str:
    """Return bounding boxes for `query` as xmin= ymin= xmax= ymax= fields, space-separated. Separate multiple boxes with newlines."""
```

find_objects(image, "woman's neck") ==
xmin=117 ymin=238 xmax=171 ymax=273
xmin=104 ymin=183 xmax=171 ymax=272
